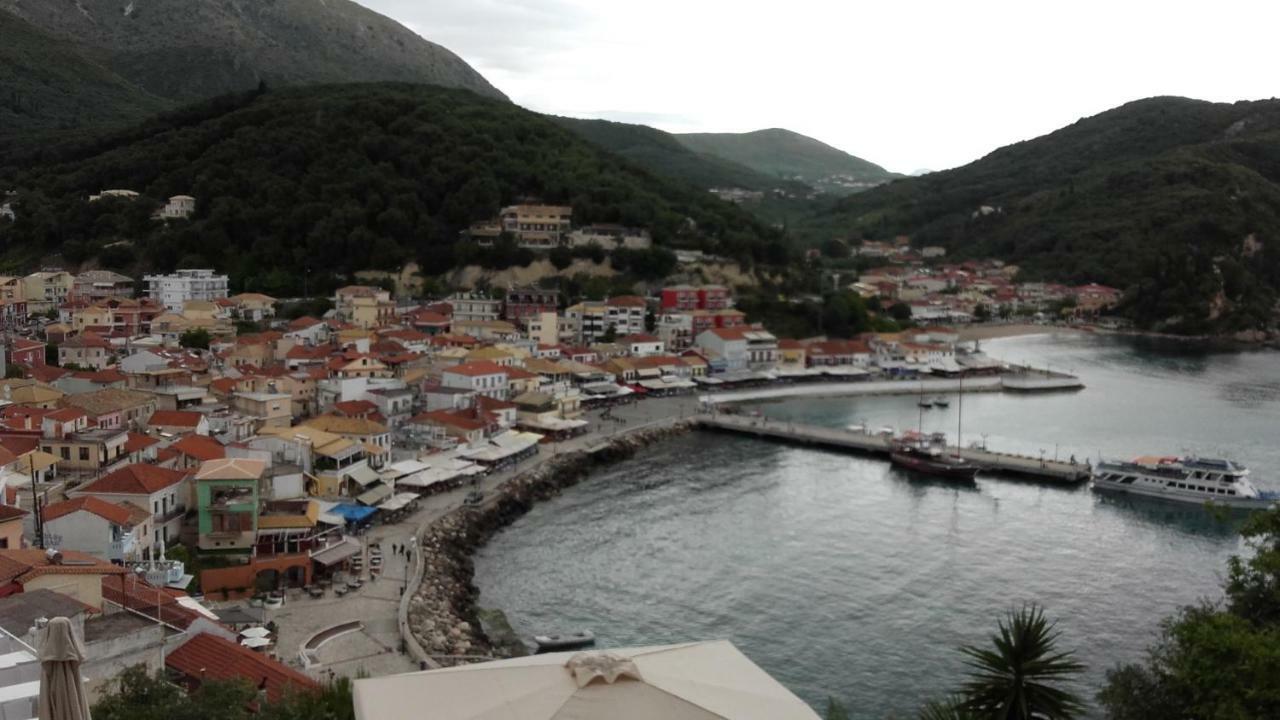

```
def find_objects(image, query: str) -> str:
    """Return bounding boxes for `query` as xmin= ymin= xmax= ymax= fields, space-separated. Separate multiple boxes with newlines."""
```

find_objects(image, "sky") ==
xmin=362 ymin=0 xmax=1280 ymax=173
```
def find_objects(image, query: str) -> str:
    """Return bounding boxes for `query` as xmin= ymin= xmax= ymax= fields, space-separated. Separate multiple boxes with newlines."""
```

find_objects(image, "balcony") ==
xmin=109 ymin=532 xmax=138 ymax=561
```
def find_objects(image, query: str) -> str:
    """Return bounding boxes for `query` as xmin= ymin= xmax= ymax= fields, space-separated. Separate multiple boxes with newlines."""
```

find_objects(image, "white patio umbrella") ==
xmin=240 ymin=626 xmax=271 ymax=639
xmin=353 ymin=641 xmax=821 ymax=720
xmin=240 ymin=637 xmax=271 ymax=649
xmin=37 ymin=617 xmax=91 ymax=720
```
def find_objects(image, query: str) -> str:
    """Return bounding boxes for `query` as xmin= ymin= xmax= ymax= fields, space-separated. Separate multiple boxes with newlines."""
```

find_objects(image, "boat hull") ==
xmin=1092 ymin=480 xmax=1276 ymax=510
xmin=890 ymin=451 xmax=980 ymax=481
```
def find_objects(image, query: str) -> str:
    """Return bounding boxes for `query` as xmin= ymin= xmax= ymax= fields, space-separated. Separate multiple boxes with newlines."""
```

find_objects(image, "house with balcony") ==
xmin=300 ymin=415 xmax=391 ymax=469
xmin=42 ymin=496 xmax=152 ymax=562
xmin=0 ymin=548 xmax=128 ymax=610
xmin=58 ymin=333 xmax=113 ymax=370
xmin=73 ymin=463 xmax=191 ymax=549
xmin=442 ymin=361 xmax=510 ymax=400
xmin=40 ymin=428 xmax=129 ymax=475
xmin=230 ymin=391 xmax=291 ymax=430
xmin=195 ymin=458 xmax=265 ymax=555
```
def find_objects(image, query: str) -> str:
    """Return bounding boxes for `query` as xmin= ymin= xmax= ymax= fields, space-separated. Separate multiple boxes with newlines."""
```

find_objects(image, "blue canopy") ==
xmin=329 ymin=503 xmax=377 ymax=523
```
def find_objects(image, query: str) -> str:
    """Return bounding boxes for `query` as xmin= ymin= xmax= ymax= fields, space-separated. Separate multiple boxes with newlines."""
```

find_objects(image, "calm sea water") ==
xmin=474 ymin=333 xmax=1280 ymax=718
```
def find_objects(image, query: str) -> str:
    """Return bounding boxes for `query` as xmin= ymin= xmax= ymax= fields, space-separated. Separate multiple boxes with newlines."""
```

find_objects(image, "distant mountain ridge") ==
xmin=814 ymin=96 xmax=1280 ymax=333
xmin=551 ymin=116 xmax=783 ymax=191
xmin=0 ymin=0 xmax=504 ymax=136
xmin=675 ymin=128 xmax=899 ymax=191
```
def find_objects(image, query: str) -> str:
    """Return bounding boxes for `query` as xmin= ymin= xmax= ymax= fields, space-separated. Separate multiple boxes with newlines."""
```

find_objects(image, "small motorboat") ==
xmin=534 ymin=630 xmax=596 ymax=653
xmin=932 ymin=397 xmax=951 ymax=408
xmin=917 ymin=400 xmax=933 ymax=409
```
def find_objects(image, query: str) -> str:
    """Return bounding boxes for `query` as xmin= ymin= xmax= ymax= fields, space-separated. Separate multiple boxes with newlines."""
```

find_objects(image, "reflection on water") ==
xmin=475 ymin=335 xmax=1275 ymax=719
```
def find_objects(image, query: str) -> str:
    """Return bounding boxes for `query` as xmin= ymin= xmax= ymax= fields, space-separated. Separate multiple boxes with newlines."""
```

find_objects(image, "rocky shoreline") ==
xmin=405 ymin=422 xmax=693 ymax=664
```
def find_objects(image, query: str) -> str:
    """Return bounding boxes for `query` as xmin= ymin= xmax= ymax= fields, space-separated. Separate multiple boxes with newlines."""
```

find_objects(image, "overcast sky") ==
xmin=363 ymin=0 xmax=1280 ymax=173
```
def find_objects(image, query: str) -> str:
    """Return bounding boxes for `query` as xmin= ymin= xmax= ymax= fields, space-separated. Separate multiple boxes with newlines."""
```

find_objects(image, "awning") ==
xmin=518 ymin=416 xmax=589 ymax=432
xmin=377 ymin=493 xmax=420 ymax=513
xmin=16 ymin=451 xmax=59 ymax=474
xmin=357 ymin=484 xmax=393 ymax=506
xmin=328 ymin=503 xmax=377 ymax=524
xmin=310 ymin=538 xmax=362 ymax=567
xmin=344 ymin=464 xmax=381 ymax=487
xmin=384 ymin=459 xmax=429 ymax=478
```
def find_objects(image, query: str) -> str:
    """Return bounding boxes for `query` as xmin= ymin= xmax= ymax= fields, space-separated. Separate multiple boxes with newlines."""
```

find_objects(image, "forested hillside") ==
xmin=676 ymin=128 xmax=898 ymax=191
xmin=0 ymin=84 xmax=785 ymax=296
xmin=814 ymin=97 xmax=1280 ymax=333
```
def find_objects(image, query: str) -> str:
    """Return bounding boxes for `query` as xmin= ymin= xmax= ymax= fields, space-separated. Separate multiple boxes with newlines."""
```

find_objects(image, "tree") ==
xmin=45 ymin=343 xmax=58 ymax=366
xmin=974 ymin=303 xmax=992 ymax=322
xmin=888 ymin=302 xmax=913 ymax=322
xmin=956 ymin=604 xmax=1085 ymax=719
xmin=1099 ymin=505 xmax=1280 ymax=720
xmin=93 ymin=666 xmax=356 ymax=720
xmin=601 ymin=323 xmax=618 ymax=343
xmin=179 ymin=328 xmax=211 ymax=350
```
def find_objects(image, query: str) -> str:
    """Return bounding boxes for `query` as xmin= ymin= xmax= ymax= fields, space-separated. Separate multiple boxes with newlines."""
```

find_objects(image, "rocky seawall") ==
xmin=405 ymin=422 xmax=692 ymax=665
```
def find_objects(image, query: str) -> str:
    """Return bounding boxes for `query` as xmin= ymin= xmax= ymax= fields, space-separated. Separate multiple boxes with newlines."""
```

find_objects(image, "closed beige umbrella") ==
xmin=37 ymin=617 xmax=91 ymax=720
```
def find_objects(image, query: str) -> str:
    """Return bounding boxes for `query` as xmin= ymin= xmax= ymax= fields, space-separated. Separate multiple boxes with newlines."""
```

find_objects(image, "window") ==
xmin=60 ymin=447 xmax=70 ymax=460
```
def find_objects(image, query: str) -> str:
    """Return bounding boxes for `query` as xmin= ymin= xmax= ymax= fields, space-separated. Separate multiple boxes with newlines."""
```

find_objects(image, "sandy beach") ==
xmin=957 ymin=322 xmax=1084 ymax=342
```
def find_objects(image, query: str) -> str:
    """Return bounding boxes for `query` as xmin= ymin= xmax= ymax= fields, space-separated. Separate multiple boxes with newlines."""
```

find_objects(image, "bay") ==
xmin=474 ymin=333 xmax=1280 ymax=718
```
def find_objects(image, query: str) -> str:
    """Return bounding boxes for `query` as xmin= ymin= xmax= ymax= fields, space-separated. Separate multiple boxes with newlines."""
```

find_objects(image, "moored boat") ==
xmin=890 ymin=433 xmax=979 ymax=482
xmin=533 ymin=630 xmax=596 ymax=653
xmin=932 ymin=397 xmax=951 ymax=408
xmin=1093 ymin=456 xmax=1278 ymax=510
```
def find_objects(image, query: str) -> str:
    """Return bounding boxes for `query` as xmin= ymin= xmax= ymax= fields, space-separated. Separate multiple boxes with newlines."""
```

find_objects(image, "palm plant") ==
xmin=956 ymin=604 xmax=1085 ymax=719
xmin=918 ymin=696 xmax=981 ymax=720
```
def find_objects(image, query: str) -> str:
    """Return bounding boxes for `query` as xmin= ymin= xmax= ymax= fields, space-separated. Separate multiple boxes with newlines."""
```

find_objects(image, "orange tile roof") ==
xmin=444 ymin=361 xmax=508 ymax=378
xmin=167 ymin=633 xmax=319 ymax=703
xmin=0 ymin=505 xmax=27 ymax=523
xmin=0 ymin=548 xmax=128 ymax=584
xmin=43 ymin=496 xmax=140 ymax=525
xmin=170 ymin=435 xmax=226 ymax=462
xmin=102 ymin=575 xmax=214 ymax=631
xmin=78 ymin=463 xmax=188 ymax=495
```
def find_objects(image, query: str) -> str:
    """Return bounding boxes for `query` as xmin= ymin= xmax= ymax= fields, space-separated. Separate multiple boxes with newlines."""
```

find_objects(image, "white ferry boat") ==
xmin=1093 ymin=456 xmax=1278 ymax=510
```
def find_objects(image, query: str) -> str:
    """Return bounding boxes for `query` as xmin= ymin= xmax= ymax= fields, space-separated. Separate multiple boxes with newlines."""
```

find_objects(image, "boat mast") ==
xmin=955 ymin=373 xmax=963 ymax=459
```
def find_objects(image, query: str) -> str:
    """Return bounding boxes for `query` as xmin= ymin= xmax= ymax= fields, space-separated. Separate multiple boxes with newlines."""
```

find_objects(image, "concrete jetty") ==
xmin=693 ymin=413 xmax=1091 ymax=484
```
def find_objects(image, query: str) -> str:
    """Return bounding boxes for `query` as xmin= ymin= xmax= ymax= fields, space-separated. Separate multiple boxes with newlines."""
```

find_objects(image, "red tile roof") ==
xmin=606 ymin=295 xmax=647 ymax=308
xmin=167 ymin=632 xmax=319 ymax=703
xmin=170 ymin=435 xmax=226 ymax=462
xmin=148 ymin=410 xmax=204 ymax=428
xmin=0 ymin=505 xmax=27 ymax=523
xmin=0 ymin=549 xmax=128 ymax=584
xmin=287 ymin=316 xmax=324 ymax=331
xmin=78 ymin=464 xmax=188 ymax=495
xmin=101 ymin=576 xmax=219 ymax=632
xmin=333 ymin=400 xmax=378 ymax=417
xmin=43 ymin=496 xmax=142 ymax=525
xmin=410 ymin=410 xmax=487 ymax=432
xmin=123 ymin=432 xmax=160 ymax=454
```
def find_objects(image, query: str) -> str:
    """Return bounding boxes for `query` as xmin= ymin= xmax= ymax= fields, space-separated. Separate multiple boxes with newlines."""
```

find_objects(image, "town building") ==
xmin=72 ymin=270 xmax=134 ymax=301
xmin=695 ymin=327 xmax=779 ymax=372
xmin=195 ymin=458 xmax=265 ymax=554
xmin=448 ymin=293 xmax=503 ymax=323
xmin=442 ymin=361 xmax=510 ymax=401
xmin=20 ymin=271 xmax=74 ymax=313
xmin=144 ymin=269 xmax=229 ymax=312
xmin=566 ymin=224 xmax=653 ymax=251
xmin=564 ymin=296 xmax=646 ymax=344
xmin=504 ymin=287 xmax=560 ymax=322
xmin=501 ymin=204 xmax=573 ymax=248
xmin=155 ymin=195 xmax=196 ymax=220
xmin=42 ymin=496 xmax=152 ymax=563
xmin=74 ymin=463 xmax=191 ymax=548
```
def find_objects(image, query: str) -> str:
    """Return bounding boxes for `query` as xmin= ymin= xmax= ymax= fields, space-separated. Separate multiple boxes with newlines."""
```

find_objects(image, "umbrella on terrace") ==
xmin=37 ymin=617 xmax=91 ymax=720
xmin=240 ymin=626 xmax=271 ymax=639
xmin=240 ymin=637 xmax=271 ymax=649
xmin=353 ymin=641 xmax=821 ymax=720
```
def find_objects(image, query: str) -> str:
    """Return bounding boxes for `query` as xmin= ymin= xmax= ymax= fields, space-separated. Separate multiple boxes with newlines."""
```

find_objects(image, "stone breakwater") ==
xmin=405 ymin=422 xmax=693 ymax=665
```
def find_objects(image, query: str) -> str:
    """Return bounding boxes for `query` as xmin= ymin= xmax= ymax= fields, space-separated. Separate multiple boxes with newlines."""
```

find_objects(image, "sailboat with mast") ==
xmin=890 ymin=375 xmax=980 ymax=481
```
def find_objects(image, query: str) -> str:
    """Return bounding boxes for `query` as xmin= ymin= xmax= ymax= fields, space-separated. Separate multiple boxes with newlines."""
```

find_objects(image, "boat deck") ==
xmin=693 ymin=413 xmax=1091 ymax=484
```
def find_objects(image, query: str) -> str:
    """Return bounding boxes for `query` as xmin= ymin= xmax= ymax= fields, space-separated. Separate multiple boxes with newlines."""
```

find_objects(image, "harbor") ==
xmin=693 ymin=413 xmax=1092 ymax=483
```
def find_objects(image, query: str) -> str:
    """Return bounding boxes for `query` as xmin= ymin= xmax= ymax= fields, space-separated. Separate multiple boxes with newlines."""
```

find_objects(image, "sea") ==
xmin=473 ymin=332 xmax=1280 ymax=718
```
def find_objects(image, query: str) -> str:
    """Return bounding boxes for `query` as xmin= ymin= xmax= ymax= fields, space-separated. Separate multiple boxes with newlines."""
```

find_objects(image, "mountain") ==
xmin=675 ymin=128 xmax=899 ymax=193
xmin=0 ymin=83 xmax=786 ymax=295
xmin=552 ymin=116 xmax=780 ymax=191
xmin=0 ymin=0 xmax=504 ymax=136
xmin=0 ymin=11 xmax=172 ymax=136
xmin=815 ymin=97 xmax=1280 ymax=333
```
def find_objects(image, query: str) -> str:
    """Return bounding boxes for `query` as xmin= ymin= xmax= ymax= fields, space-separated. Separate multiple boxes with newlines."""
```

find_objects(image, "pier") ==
xmin=693 ymin=413 xmax=1091 ymax=484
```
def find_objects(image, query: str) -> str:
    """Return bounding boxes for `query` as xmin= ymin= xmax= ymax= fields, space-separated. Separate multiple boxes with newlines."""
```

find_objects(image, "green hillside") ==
xmin=0 ymin=12 xmax=169 ymax=136
xmin=0 ymin=84 xmax=786 ymax=295
xmin=552 ymin=116 xmax=779 ymax=190
xmin=676 ymin=128 xmax=899 ymax=191
xmin=813 ymin=97 xmax=1280 ymax=333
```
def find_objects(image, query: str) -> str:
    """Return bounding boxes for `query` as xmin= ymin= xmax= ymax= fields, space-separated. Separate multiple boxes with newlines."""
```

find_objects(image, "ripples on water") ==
xmin=475 ymin=334 xmax=1278 ymax=718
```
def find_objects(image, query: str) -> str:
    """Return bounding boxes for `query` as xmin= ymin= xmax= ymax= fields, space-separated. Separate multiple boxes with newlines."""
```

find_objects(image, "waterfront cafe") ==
xmin=353 ymin=640 xmax=821 ymax=720
xmin=457 ymin=430 xmax=543 ymax=470
xmin=395 ymin=452 xmax=486 ymax=495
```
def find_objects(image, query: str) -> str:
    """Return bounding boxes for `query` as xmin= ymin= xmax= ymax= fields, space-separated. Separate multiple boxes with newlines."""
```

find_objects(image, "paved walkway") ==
xmin=267 ymin=394 xmax=702 ymax=680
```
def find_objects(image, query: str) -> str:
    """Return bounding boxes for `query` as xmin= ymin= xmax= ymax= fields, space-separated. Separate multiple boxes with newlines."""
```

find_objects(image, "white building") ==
xmin=695 ymin=327 xmax=779 ymax=372
xmin=564 ymin=296 xmax=646 ymax=344
xmin=144 ymin=269 xmax=229 ymax=312
xmin=72 ymin=464 xmax=190 ymax=550
xmin=155 ymin=195 xmax=196 ymax=220
xmin=441 ymin=361 xmax=510 ymax=400
xmin=42 ymin=496 xmax=151 ymax=563
xmin=448 ymin=293 xmax=503 ymax=323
